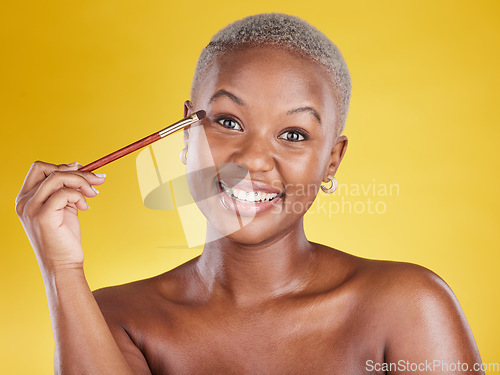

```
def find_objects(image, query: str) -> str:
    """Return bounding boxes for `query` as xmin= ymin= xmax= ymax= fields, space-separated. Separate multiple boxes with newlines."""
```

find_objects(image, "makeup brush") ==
xmin=79 ymin=110 xmax=206 ymax=172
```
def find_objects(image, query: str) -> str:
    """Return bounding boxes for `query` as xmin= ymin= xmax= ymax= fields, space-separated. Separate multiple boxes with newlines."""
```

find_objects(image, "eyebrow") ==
xmin=209 ymin=89 xmax=245 ymax=106
xmin=287 ymin=106 xmax=322 ymax=125
xmin=209 ymin=90 xmax=321 ymax=125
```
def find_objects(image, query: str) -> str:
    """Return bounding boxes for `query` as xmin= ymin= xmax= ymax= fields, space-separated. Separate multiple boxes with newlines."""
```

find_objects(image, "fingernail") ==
xmin=94 ymin=173 xmax=106 ymax=179
xmin=86 ymin=202 xmax=90 ymax=210
xmin=67 ymin=162 xmax=79 ymax=166
xmin=91 ymin=186 xmax=99 ymax=194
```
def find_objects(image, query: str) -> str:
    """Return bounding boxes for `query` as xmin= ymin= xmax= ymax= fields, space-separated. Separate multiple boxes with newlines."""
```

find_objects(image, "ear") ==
xmin=183 ymin=100 xmax=194 ymax=146
xmin=323 ymin=135 xmax=348 ymax=183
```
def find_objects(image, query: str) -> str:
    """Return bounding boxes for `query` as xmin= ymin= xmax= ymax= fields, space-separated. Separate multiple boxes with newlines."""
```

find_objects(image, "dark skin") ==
xmin=17 ymin=46 xmax=482 ymax=374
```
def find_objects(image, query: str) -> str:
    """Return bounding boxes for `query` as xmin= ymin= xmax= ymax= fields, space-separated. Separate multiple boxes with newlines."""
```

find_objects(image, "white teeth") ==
xmin=220 ymin=183 xmax=278 ymax=203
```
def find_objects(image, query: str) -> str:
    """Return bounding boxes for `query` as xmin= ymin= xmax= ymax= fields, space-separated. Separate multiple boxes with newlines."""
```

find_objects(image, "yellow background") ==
xmin=1 ymin=0 xmax=499 ymax=373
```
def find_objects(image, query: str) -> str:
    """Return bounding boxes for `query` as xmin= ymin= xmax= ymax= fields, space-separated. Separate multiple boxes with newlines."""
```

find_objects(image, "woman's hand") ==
xmin=15 ymin=161 xmax=106 ymax=272
xmin=15 ymin=161 xmax=143 ymax=375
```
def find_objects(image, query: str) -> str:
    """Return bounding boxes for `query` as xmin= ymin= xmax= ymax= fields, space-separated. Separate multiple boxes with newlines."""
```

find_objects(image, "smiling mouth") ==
xmin=218 ymin=181 xmax=283 ymax=203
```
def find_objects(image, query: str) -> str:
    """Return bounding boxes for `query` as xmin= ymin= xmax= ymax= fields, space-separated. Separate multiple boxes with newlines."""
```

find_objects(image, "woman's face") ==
xmin=184 ymin=46 xmax=347 ymax=245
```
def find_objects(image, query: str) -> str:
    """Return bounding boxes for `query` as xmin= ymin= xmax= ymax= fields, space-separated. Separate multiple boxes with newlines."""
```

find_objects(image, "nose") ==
xmin=232 ymin=134 xmax=275 ymax=173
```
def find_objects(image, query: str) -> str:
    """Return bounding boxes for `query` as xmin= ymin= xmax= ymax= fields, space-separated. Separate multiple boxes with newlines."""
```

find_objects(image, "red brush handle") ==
xmin=79 ymin=132 xmax=161 ymax=172
xmin=78 ymin=110 xmax=206 ymax=172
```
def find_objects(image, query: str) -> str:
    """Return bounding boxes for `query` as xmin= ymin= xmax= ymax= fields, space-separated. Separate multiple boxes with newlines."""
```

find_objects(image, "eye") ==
xmin=216 ymin=117 xmax=242 ymax=131
xmin=278 ymin=129 xmax=308 ymax=142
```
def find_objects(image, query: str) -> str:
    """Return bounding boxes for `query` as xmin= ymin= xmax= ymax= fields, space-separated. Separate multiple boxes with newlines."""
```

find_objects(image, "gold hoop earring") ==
xmin=321 ymin=175 xmax=337 ymax=194
xmin=180 ymin=147 xmax=188 ymax=165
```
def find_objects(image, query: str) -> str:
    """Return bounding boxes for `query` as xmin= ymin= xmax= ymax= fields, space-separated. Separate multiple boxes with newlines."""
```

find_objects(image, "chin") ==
xmin=204 ymin=207 xmax=303 ymax=247
xmin=217 ymin=221 xmax=282 ymax=246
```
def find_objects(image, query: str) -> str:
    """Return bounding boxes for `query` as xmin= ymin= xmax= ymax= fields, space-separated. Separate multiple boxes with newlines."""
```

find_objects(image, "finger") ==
xmin=18 ymin=161 xmax=82 ymax=199
xmin=17 ymin=169 xmax=105 ymax=217
xmin=41 ymin=188 xmax=90 ymax=215
xmin=16 ymin=161 xmax=84 ymax=216
xmin=30 ymin=171 xmax=99 ymax=208
xmin=72 ymin=170 xmax=107 ymax=187
xmin=57 ymin=162 xmax=83 ymax=171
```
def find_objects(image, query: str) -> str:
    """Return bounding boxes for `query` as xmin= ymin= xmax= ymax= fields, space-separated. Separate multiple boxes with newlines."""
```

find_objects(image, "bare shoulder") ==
xmin=326 ymin=244 xmax=481 ymax=374
xmin=358 ymin=257 xmax=456 ymax=304
xmin=93 ymin=256 xmax=200 ymax=322
xmin=354 ymin=258 xmax=466 ymax=327
xmin=92 ymin=276 xmax=157 ymax=316
xmin=375 ymin=261 xmax=482 ymax=367
xmin=90 ymin=261 xmax=200 ymax=375
xmin=314 ymin=244 xmax=482 ymax=368
xmin=313 ymin=242 xmax=448 ymax=291
xmin=314 ymin=242 xmax=462 ymax=309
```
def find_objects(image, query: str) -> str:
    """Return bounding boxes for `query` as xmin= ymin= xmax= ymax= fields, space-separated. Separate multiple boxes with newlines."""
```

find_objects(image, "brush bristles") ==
xmin=195 ymin=110 xmax=206 ymax=120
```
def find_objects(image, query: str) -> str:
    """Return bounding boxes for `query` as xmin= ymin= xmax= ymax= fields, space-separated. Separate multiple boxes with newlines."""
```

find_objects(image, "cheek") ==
xmin=190 ymin=124 xmax=233 ymax=162
xmin=186 ymin=125 xmax=218 ymax=173
xmin=282 ymin=175 xmax=321 ymax=206
xmin=184 ymin=125 xmax=220 ymax=204
xmin=277 ymin=156 xmax=323 ymax=218
xmin=278 ymin=149 xmax=325 ymax=188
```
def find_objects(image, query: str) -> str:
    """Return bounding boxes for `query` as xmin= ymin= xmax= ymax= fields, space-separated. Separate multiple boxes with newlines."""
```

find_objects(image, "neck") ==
xmin=196 ymin=218 xmax=317 ymax=305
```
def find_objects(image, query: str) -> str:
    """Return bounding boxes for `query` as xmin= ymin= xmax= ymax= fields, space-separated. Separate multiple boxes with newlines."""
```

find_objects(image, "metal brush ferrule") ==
xmin=158 ymin=112 xmax=200 ymax=138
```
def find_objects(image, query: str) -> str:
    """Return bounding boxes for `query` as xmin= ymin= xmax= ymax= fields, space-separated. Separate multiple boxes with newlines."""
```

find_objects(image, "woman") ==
xmin=16 ymin=13 xmax=482 ymax=374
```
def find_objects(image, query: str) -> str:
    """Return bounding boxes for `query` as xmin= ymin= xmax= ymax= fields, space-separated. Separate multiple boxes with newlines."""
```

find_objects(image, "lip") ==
xmin=218 ymin=178 xmax=283 ymax=195
xmin=216 ymin=179 xmax=283 ymax=217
